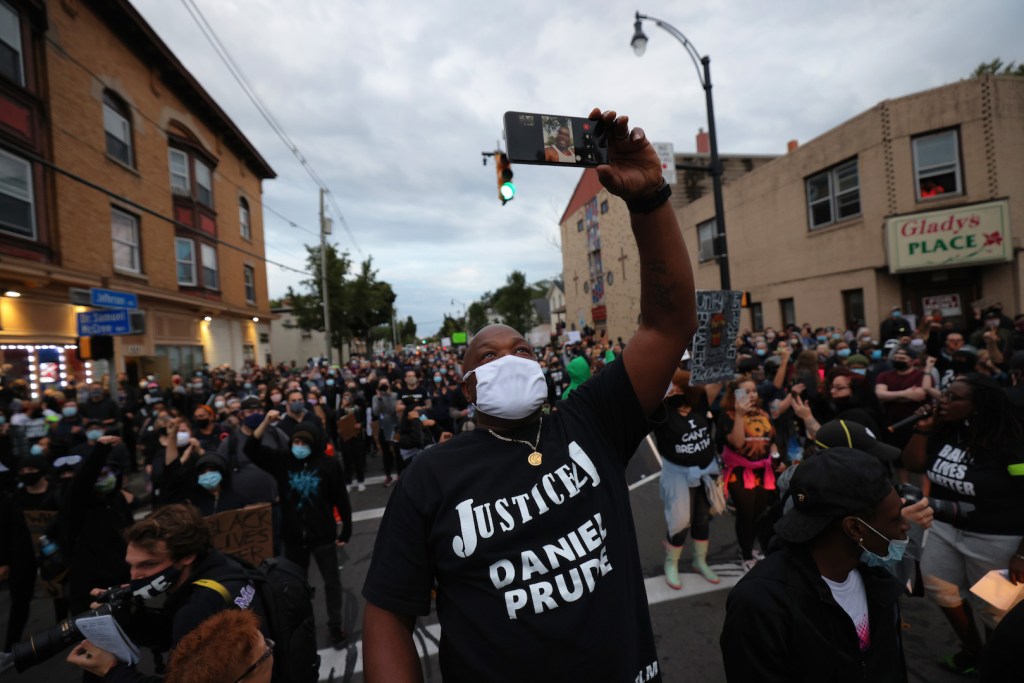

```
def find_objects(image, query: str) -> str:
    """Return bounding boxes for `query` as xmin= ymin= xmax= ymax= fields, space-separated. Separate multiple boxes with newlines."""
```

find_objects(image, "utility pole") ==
xmin=319 ymin=188 xmax=333 ymax=365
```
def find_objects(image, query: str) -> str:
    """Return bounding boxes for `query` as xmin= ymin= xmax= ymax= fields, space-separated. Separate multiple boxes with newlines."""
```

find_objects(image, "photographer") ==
xmin=67 ymin=504 xmax=265 ymax=681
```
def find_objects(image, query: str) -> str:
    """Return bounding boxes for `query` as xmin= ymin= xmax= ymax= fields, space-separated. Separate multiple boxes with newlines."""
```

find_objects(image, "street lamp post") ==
xmin=631 ymin=11 xmax=731 ymax=291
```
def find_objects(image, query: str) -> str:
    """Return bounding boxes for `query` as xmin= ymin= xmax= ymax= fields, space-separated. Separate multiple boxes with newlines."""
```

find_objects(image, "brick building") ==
xmin=0 ymin=0 xmax=275 ymax=396
xmin=560 ymin=76 xmax=1024 ymax=341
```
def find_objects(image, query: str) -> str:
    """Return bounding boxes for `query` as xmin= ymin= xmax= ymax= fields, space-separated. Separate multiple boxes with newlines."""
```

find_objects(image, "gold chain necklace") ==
xmin=487 ymin=418 xmax=544 ymax=466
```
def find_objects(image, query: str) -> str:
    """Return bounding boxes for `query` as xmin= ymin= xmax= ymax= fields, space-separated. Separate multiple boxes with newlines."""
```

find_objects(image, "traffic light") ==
xmin=495 ymin=152 xmax=515 ymax=204
xmin=77 ymin=336 xmax=114 ymax=360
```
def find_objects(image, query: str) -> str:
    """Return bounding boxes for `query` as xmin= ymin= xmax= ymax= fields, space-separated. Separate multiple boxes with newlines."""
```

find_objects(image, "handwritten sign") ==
xmin=205 ymin=504 xmax=273 ymax=566
xmin=689 ymin=290 xmax=742 ymax=385
xmin=337 ymin=413 xmax=358 ymax=442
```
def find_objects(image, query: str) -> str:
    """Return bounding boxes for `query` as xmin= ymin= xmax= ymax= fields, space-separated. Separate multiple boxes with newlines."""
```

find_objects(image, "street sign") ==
xmin=77 ymin=309 xmax=132 ymax=336
xmin=90 ymin=287 xmax=138 ymax=309
xmin=653 ymin=142 xmax=677 ymax=186
xmin=69 ymin=287 xmax=92 ymax=306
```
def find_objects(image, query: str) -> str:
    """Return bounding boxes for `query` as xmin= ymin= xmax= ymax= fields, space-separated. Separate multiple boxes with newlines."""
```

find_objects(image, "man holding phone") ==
xmin=362 ymin=107 xmax=696 ymax=683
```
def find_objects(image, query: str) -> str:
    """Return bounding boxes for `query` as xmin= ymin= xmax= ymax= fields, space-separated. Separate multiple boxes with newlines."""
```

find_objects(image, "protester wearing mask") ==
xmin=247 ymin=413 xmax=351 ymax=648
xmin=372 ymin=380 xmax=399 ymax=487
xmin=652 ymin=369 xmax=723 ymax=589
xmin=874 ymin=347 xmax=932 ymax=450
xmin=152 ymin=419 xmax=202 ymax=506
xmin=80 ymin=384 xmax=120 ymax=432
xmin=51 ymin=399 xmax=86 ymax=447
xmin=278 ymin=389 xmax=324 ymax=442
xmin=162 ymin=438 xmax=244 ymax=516
xmin=58 ymin=435 xmax=134 ymax=614
xmin=880 ymin=305 xmax=912 ymax=342
xmin=721 ymin=449 xmax=909 ymax=682
xmin=190 ymin=405 xmax=224 ymax=454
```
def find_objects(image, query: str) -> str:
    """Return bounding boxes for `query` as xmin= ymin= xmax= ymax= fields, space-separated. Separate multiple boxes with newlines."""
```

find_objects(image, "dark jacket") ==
xmin=244 ymin=426 xmax=351 ymax=545
xmin=721 ymin=546 xmax=907 ymax=683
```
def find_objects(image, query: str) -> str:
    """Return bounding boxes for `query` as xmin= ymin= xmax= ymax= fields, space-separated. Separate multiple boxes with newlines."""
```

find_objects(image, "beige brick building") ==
xmin=560 ymin=76 xmax=1024 ymax=341
xmin=0 ymin=0 xmax=275 ymax=396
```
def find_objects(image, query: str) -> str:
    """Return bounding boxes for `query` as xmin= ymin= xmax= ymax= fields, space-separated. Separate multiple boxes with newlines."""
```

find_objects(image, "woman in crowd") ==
xmin=717 ymin=378 xmax=780 ymax=571
xmin=903 ymin=374 xmax=1024 ymax=675
xmin=651 ymin=369 xmax=722 ymax=588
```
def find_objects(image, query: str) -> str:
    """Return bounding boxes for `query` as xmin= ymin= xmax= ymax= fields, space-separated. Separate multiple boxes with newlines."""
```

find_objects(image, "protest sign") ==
xmin=205 ymin=504 xmax=273 ymax=566
xmin=689 ymin=290 xmax=742 ymax=385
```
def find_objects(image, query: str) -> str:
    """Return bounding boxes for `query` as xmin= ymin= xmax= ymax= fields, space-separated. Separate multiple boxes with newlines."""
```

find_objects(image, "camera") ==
xmin=12 ymin=567 xmax=176 ymax=672
xmin=896 ymin=483 xmax=975 ymax=525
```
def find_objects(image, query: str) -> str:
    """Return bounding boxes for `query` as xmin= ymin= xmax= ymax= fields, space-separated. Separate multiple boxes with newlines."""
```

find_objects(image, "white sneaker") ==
xmin=357 ymin=483 xmax=366 ymax=492
xmin=741 ymin=558 xmax=758 ymax=573
xmin=752 ymin=549 xmax=765 ymax=561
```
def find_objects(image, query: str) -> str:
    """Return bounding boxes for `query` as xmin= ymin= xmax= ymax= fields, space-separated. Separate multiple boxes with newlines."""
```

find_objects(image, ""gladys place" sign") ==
xmin=886 ymin=199 xmax=1012 ymax=273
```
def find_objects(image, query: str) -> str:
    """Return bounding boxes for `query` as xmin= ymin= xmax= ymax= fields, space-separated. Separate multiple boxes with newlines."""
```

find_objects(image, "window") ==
xmin=697 ymin=218 xmax=717 ymax=262
xmin=111 ymin=208 xmax=140 ymax=273
xmin=806 ymin=158 xmax=860 ymax=229
xmin=103 ymin=92 xmax=133 ymax=166
xmin=842 ymin=289 xmax=865 ymax=329
xmin=194 ymin=160 xmax=212 ymax=206
xmin=175 ymin=237 xmax=196 ymax=285
xmin=780 ymin=298 xmax=796 ymax=328
xmin=155 ymin=345 xmax=204 ymax=377
xmin=243 ymin=265 xmax=256 ymax=303
xmin=169 ymin=149 xmax=190 ymax=195
xmin=576 ymin=219 xmax=583 ymax=233
xmin=0 ymin=149 xmax=34 ymax=238
xmin=0 ymin=1 xmax=23 ymax=86
xmin=600 ymin=200 xmax=609 ymax=214
xmin=201 ymin=243 xmax=218 ymax=289
xmin=239 ymin=197 xmax=251 ymax=240
xmin=913 ymin=129 xmax=961 ymax=200
xmin=750 ymin=303 xmax=764 ymax=332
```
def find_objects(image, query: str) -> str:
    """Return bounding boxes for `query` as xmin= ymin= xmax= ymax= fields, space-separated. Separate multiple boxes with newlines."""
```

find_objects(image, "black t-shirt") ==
xmin=363 ymin=359 xmax=661 ymax=683
xmin=652 ymin=396 xmax=715 ymax=468
xmin=925 ymin=433 xmax=1024 ymax=535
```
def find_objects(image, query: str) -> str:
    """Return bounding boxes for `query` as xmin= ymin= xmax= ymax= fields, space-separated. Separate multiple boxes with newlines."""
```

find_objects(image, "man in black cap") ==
xmin=721 ymin=448 xmax=909 ymax=682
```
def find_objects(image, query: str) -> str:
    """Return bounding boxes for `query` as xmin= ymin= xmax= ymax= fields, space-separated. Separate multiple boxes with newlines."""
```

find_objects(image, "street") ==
xmin=2 ymin=449 xmax=966 ymax=683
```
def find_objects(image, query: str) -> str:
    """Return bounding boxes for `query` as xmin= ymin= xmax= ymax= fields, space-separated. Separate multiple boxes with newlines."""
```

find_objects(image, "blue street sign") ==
xmin=90 ymin=287 xmax=139 ymax=309
xmin=77 ymin=309 xmax=132 ymax=336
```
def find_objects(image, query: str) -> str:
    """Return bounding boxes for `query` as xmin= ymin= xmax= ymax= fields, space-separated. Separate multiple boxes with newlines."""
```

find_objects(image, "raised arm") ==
xmin=590 ymin=108 xmax=696 ymax=414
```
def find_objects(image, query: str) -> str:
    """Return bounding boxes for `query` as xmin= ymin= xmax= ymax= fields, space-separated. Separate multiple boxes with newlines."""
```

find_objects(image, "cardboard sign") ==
xmin=205 ymin=504 xmax=273 ymax=567
xmin=337 ymin=412 xmax=358 ymax=442
xmin=689 ymin=290 xmax=742 ymax=385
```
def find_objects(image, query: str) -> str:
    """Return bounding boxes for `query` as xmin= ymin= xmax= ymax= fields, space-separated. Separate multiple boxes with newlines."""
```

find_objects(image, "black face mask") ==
xmin=951 ymin=360 xmax=975 ymax=374
xmin=19 ymin=472 xmax=44 ymax=486
xmin=892 ymin=360 xmax=910 ymax=371
xmin=664 ymin=394 xmax=689 ymax=410
xmin=195 ymin=418 xmax=210 ymax=427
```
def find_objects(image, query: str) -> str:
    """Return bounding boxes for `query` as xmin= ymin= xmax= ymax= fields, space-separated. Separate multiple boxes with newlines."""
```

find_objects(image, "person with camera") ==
xmin=362 ymin=108 xmax=697 ymax=683
xmin=721 ymin=449 xmax=910 ymax=682
xmin=902 ymin=373 xmax=1024 ymax=675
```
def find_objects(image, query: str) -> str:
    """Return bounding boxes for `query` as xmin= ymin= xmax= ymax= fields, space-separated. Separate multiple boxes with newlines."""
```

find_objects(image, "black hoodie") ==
xmin=244 ymin=424 xmax=351 ymax=545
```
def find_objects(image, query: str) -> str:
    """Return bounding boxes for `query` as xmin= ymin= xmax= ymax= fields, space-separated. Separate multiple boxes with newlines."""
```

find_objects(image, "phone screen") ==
xmin=734 ymin=388 xmax=749 ymax=404
xmin=503 ymin=112 xmax=609 ymax=167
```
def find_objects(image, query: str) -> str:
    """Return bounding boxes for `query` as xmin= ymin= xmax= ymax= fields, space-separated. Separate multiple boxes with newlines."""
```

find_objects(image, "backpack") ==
xmin=195 ymin=556 xmax=320 ymax=683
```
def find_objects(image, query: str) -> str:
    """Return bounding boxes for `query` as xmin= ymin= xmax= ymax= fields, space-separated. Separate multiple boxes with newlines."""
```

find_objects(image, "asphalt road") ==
xmin=2 ymin=447 xmax=967 ymax=682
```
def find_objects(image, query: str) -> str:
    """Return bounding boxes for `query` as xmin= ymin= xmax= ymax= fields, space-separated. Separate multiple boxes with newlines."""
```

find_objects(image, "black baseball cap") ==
xmin=774 ymin=448 xmax=893 ymax=544
xmin=814 ymin=420 xmax=900 ymax=462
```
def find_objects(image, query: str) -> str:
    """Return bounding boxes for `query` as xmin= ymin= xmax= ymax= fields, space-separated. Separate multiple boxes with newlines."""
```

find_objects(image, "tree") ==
xmin=972 ymin=59 xmax=1024 ymax=77
xmin=285 ymin=245 xmax=396 ymax=357
xmin=399 ymin=316 xmax=417 ymax=344
xmin=491 ymin=270 xmax=546 ymax=334
xmin=467 ymin=300 xmax=490 ymax=334
xmin=435 ymin=314 xmax=466 ymax=340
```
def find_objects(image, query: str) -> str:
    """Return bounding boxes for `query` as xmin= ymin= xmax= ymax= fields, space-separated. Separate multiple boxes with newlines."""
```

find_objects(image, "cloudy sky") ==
xmin=131 ymin=0 xmax=1022 ymax=336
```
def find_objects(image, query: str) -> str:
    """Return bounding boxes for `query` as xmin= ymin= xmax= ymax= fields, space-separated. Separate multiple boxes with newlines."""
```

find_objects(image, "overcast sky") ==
xmin=131 ymin=0 xmax=1022 ymax=337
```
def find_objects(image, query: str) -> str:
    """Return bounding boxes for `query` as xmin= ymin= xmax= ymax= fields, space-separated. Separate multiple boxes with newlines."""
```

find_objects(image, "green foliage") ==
xmin=491 ymin=270 xmax=546 ymax=334
xmin=399 ymin=316 xmax=417 ymax=344
xmin=973 ymin=59 xmax=1024 ymax=76
xmin=285 ymin=245 xmax=396 ymax=354
xmin=435 ymin=314 xmax=466 ymax=340
xmin=467 ymin=300 xmax=490 ymax=334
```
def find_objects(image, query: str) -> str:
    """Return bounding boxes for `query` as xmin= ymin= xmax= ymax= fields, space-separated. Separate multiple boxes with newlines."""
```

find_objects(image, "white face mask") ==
xmin=176 ymin=431 xmax=191 ymax=447
xmin=464 ymin=354 xmax=547 ymax=420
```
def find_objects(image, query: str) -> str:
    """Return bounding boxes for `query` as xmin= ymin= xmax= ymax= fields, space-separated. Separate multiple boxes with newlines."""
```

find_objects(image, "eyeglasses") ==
xmin=233 ymin=637 xmax=274 ymax=682
xmin=830 ymin=383 xmax=851 ymax=392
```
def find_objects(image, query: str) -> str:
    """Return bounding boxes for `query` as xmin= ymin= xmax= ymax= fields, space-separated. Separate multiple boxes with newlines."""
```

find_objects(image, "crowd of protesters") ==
xmin=0 ymin=298 xmax=1021 ymax=680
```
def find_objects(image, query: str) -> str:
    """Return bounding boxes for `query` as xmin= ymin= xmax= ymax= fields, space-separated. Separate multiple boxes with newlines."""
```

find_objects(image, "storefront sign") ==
xmin=922 ymin=294 xmax=962 ymax=317
xmin=690 ymin=290 xmax=742 ymax=385
xmin=591 ymin=305 xmax=607 ymax=322
xmin=886 ymin=200 xmax=1011 ymax=274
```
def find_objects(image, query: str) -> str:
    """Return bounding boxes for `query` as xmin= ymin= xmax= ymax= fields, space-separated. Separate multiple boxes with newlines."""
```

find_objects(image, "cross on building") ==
xmin=572 ymin=271 xmax=580 ymax=295
xmin=618 ymin=247 xmax=629 ymax=280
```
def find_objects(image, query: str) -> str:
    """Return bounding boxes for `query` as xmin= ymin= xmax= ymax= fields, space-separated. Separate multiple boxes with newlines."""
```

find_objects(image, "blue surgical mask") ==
xmin=291 ymin=444 xmax=311 ymax=460
xmin=326 ymin=379 xmax=335 ymax=386
xmin=62 ymin=406 xmax=78 ymax=418
xmin=851 ymin=368 xmax=867 ymax=376
xmin=871 ymin=350 xmax=882 ymax=360
xmin=837 ymin=349 xmax=851 ymax=358
xmin=433 ymin=375 xmax=442 ymax=383
xmin=816 ymin=336 xmax=828 ymax=344
xmin=289 ymin=400 xmax=305 ymax=414
xmin=30 ymin=444 xmax=44 ymax=456
xmin=197 ymin=471 xmax=223 ymax=491
xmin=856 ymin=517 xmax=909 ymax=569
xmin=755 ymin=349 xmax=766 ymax=357
xmin=86 ymin=429 xmax=104 ymax=442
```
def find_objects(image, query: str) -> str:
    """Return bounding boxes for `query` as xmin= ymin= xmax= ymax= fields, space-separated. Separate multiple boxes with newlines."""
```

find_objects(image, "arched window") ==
xmin=239 ymin=197 xmax=251 ymax=240
xmin=103 ymin=91 xmax=133 ymax=166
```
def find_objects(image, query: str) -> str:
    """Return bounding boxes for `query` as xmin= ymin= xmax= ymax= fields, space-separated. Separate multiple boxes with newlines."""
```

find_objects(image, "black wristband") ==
xmin=626 ymin=181 xmax=672 ymax=214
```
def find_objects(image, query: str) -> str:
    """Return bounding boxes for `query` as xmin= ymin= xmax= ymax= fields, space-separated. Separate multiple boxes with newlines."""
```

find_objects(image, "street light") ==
xmin=631 ymin=11 xmax=731 ymax=290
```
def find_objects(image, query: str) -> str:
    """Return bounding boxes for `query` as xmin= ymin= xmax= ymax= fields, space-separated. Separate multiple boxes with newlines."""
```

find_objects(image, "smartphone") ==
xmin=734 ymin=388 xmax=749 ymax=405
xmin=503 ymin=111 xmax=609 ymax=167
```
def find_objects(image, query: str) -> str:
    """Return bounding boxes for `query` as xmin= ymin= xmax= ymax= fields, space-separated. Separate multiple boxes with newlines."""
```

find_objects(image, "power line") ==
xmin=180 ymin=0 xmax=362 ymax=254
